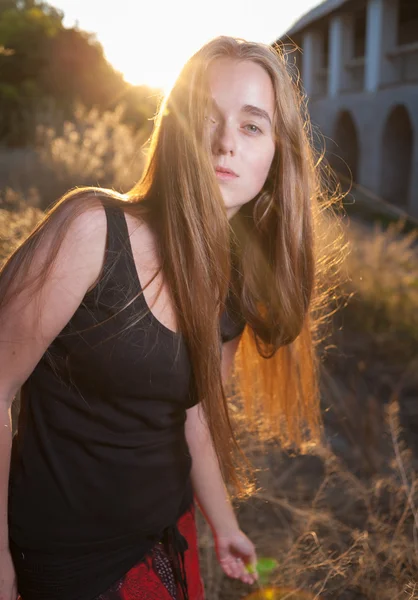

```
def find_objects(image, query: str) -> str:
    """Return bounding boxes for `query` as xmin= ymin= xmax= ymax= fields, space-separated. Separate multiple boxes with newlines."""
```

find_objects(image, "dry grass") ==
xmin=1 ymin=115 xmax=418 ymax=599
xmin=35 ymin=104 xmax=148 ymax=205
xmin=0 ymin=104 xmax=149 ymax=210
xmin=197 ymin=395 xmax=418 ymax=600
xmin=196 ymin=219 xmax=418 ymax=600
xmin=340 ymin=218 xmax=418 ymax=361
xmin=0 ymin=188 xmax=43 ymax=265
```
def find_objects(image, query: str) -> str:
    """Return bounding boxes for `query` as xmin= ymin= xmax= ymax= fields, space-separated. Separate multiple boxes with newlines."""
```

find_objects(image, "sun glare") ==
xmin=104 ymin=39 xmax=196 ymax=94
xmin=121 ymin=63 xmax=180 ymax=94
xmin=56 ymin=0 xmax=318 ymax=92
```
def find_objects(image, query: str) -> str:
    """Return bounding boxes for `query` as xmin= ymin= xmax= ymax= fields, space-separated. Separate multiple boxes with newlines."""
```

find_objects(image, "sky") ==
xmin=51 ymin=0 xmax=320 ymax=91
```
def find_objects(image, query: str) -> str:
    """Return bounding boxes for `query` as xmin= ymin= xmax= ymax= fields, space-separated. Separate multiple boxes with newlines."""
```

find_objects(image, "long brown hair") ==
xmin=0 ymin=36 xmax=344 ymax=498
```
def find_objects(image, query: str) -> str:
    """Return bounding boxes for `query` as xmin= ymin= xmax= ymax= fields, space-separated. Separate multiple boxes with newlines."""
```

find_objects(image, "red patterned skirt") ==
xmin=94 ymin=502 xmax=205 ymax=600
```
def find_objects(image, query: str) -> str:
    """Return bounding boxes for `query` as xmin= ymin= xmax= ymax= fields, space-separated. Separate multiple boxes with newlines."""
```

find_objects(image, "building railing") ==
xmin=314 ymin=66 xmax=328 ymax=97
xmin=386 ymin=41 xmax=418 ymax=85
xmin=345 ymin=56 xmax=365 ymax=92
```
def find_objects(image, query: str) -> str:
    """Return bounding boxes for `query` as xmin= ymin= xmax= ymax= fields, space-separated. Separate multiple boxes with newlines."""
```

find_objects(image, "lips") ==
xmin=215 ymin=166 xmax=238 ymax=178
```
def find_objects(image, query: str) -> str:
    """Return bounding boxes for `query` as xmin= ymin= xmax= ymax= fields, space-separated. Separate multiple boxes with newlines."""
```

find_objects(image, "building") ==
xmin=279 ymin=0 xmax=418 ymax=216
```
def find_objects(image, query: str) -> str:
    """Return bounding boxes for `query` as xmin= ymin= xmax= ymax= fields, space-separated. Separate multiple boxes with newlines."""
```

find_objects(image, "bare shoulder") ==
xmin=63 ymin=196 xmax=108 ymax=247
xmin=0 ymin=196 xmax=109 ymax=402
xmin=48 ymin=196 xmax=108 ymax=294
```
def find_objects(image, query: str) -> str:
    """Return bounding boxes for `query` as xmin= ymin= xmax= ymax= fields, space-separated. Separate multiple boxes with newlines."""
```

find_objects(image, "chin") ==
xmin=223 ymin=196 xmax=241 ymax=210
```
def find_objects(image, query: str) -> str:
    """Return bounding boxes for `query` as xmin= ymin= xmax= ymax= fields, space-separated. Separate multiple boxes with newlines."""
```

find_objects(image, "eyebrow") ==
xmin=241 ymin=104 xmax=272 ymax=126
xmin=209 ymin=99 xmax=273 ymax=127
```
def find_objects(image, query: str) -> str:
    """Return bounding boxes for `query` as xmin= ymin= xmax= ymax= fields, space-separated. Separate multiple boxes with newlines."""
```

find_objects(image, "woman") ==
xmin=0 ymin=36 xmax=340 ymax=599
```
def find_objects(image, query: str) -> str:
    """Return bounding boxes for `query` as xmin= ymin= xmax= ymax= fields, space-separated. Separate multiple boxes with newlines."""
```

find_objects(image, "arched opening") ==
xmin=330 ymin=111 xmax=359 ymax=188
xmin=380 ymin=105 xmax=413 ymax=207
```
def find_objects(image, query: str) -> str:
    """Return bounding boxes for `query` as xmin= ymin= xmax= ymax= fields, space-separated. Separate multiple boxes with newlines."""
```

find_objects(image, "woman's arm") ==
xmin=185 ymin=401 xmax=239 ymax=536
xmin=0 ymin=202 xmax=106 ymax=599
xmin=185 ymin=400 xmax=257 ymax=585
xmin=186 ymin=333 xmax=242 ymax=534
xmin=0 ymin=400 xmax=16 ymax=600
xmin=185 ymin=334 xmax=258 ymax=585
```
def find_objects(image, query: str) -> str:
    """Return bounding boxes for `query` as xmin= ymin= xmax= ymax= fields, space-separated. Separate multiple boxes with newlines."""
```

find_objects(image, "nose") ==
xmin=211 ymin=119 xmax=236 ymax=157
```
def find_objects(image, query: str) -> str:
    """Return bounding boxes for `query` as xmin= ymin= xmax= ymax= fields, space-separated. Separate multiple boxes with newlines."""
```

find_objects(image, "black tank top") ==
xmin=8 ymin=203 xmax=245 ymax=600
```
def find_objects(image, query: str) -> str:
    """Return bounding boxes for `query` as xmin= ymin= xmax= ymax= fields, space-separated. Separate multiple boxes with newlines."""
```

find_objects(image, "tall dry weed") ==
xmin=197 ymin=392 xmax=418 ymax=600
xmin=32 ymin=103 xmax=149 ymax=208
xmin=342 ymin=219 xmax=418 ymax=355
xmin=0 ymin=103 xmax=149 ymax=210
xmin=0 ymin=188 xmax=42 ymax=265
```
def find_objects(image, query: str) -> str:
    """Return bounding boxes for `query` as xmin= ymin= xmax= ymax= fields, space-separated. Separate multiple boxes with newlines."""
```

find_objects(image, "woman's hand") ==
xmin=215 ymin=528 xmax=259 ymax=586
xmin=0 ymin=548 xmax=17 ymax=600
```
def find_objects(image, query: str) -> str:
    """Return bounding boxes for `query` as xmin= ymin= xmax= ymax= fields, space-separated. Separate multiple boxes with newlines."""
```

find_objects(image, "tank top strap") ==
xmin=104 ymin=204 xmax=144 ymax=291
xmin=87 ymin=202 xmax=145 ymax=308
xmin=100 ymin=203 xmax=130 ymax=256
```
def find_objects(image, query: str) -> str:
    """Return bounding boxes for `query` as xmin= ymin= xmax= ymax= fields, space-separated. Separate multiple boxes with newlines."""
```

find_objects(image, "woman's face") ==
xmin=207 ymin=58 xmax=276 ymax=219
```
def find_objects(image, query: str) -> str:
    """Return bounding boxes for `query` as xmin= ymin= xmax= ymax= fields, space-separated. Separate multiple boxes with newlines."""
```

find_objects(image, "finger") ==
xmin=242 ymin=559 xmax=258 ymax=584
xmin=241 ymin=567 xmax=256 ymax=585
xmin=238 ymin=559 xmax=252 ymax=582
xmin=246 ymin=555 xmax=259 ymax=578
xmin=238 ymin=566 xmax=252 ymax=584
xmin=220 ymin=556 xmax=241 ymax=579
xmin=232 ymin=557 xmax=243 ymax=578
xmin=242 ymin=573 xmax=255 ymax=585
xmin=220 ymin=557 xmax=234 ymax=578
xmin=236 ymin=557 xmax=252 ymax=582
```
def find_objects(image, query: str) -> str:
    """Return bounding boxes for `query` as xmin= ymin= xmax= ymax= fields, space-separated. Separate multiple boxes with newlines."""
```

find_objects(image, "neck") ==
xmin=226 ymin=206 xmax=240 ymax=220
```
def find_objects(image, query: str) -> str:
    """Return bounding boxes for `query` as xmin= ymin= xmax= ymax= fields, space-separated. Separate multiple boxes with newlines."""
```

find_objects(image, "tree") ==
xmin=0 ymin=0 xmax=158 ymax=145
xmin=0 ymin=0 xmax=17 ymax=15
xmin=44 ymin=26 xmax=127 ymax=110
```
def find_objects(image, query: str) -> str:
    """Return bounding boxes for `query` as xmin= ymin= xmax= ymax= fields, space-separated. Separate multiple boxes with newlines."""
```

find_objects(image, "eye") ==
xmin=244 ymin=124 xmax=262 ymax=134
